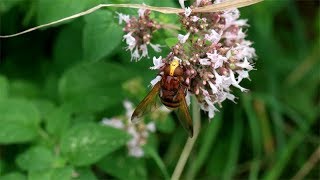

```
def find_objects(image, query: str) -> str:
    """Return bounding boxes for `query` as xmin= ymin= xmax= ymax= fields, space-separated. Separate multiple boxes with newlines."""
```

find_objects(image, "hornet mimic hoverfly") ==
xmin=131 ymin=58 xmax=193 ymax=137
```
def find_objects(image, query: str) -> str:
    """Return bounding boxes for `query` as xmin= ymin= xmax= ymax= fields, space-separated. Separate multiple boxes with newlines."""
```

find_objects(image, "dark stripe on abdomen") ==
xmin=161 ymin=99 xmax=180 ymax=109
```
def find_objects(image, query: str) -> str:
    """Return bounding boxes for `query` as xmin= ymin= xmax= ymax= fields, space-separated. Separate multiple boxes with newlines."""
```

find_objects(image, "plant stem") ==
xmin=171 ymin=96 xmax=201 ymax=180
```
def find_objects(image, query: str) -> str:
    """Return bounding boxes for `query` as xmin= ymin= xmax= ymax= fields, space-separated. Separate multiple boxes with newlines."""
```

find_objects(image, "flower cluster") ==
xmin=150 ymin=0 xmax=256 ymax=119
xmin=101 ymin=100 xmax=156 ymax=157
xmin=117 ymin=8 xmax=162 ymax=61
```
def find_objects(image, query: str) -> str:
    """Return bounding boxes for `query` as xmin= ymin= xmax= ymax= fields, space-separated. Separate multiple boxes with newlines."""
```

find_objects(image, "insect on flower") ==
xmin=131 ymin=58 xmax=193 ymax=137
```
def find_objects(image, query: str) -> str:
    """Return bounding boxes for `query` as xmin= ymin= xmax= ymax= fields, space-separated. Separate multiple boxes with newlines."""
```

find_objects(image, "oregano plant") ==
xmin=3 ymin=0 xmax=318 ymax=180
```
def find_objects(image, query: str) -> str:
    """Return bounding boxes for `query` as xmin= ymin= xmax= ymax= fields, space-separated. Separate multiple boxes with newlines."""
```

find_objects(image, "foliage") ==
xmin=0 ymin=0 xmax=319 ymax=179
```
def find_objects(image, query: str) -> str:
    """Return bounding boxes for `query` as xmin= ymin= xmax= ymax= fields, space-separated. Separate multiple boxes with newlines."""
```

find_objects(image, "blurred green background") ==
xmin=0 ymin=0 xmax=319 ymax=179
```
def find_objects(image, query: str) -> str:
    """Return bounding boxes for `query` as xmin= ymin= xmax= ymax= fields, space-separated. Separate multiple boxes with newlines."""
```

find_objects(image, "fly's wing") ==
xmin=131 ymin=82 xmax=161 ymax=124
xmin=175 ymin=90 xmax=194 ymax=137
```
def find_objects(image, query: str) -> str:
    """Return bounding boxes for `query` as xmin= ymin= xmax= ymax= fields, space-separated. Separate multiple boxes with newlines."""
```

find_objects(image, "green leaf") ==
xmin=83 ymin=10 xmax=123 ymax=61
xmin=16 ymin=146 xmax=55 ymax=171
xmin=46 ymin=107 xmax=71 ymax=137
xmin=0 ymin=75 xmax=8 ymax=99
xmin=32 ymin=99 xmax=56 ymax=120
xmin=60 ymin=122 xmax=130 ymax=166
xmin=62 ymin=94 xmax=119 ymax=115
xmin=97 ymin=151 xmax=147 ymax=180
xmin=53 ymin=20 xmax=84 ymax=72
xmin=74 ymin=168 xmax=97 ymax=180
xmin=28 ymin=166 xmax=73 ymax=180
xmin=50 ymin=166 xmax=73 ymax=180
xmin=36 ymin=0 xmax=97 ymax=25
xmin=46 ymin=95 xmax=121 ymax=138
xmin=58 ymin=61 xmax=130 ymax=102
xmin=9 ymin=80 xmax=40 ymax=99
xmin=0 ymin=0 xmax=24 ymax=13
xmin=0 ymin=98 xmax=40 ymax=143
xmin=165 ymin=38 xmax=178 ymax=48
xmin=0 ymin=172 xmax=26 ymax=180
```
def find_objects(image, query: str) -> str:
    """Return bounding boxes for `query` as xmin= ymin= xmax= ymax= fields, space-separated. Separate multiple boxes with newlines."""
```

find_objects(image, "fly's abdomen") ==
xmin=161 ymin=98 xmax=180 ymax=109
xmin=160 ymin=89 xmax=180 ymax=109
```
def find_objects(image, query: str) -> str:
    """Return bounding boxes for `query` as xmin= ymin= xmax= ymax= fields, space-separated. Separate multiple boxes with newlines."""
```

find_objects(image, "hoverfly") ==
xmin=131 ymin=58 xmax=193 ymax=137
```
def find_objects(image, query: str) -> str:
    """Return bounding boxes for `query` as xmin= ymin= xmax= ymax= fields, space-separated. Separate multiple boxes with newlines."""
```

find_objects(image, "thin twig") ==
xmin=291 ymin=146 xmax=320 ymax=180
xmin=160 ymin=23 xmax=181 ymax=31
xmin=171 ymin=96 xmax=201 ymax=180
xmin=0 ymin=0 xmax=263 ymax=38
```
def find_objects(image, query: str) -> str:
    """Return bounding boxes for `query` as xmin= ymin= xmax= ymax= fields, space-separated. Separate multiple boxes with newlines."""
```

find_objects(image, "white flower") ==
xmin=221 ymin=9 xmax=240 ymax=29
xmin=150 ymin=43 xmax=162 ymax=52
xmin=150 ymin=56 xmax=164 ymax=70
xmin=178 ymin=32 xmax=190 ymax=44
xmin=185 ymin=7 xmax=192 ymax=17
xmin=207 ymin=105 xmax=218 ymax=119
xmin=140 ymin=44 xmax=148 ymax=58
xmin=123 ymin=32 xmax=136 ymax=51
xmin=205 ymin=29 xmax=221 ymax=44
xmin=236 ymin=57 xmax=254 ymax=70
xmin=236 ymin=70 xmax=250 ymax=82
xmin=234 ymin=19 xmax=248 ymax=27
xmin=213 ymin=69 xmax=223 ymax=86
xmin=216 ymin=91 xmax=236 ymax=104
xmin=234 ymin=40 xmax=256 ymax=60
xmin=208 ymin=81 xmax=218 ymax=94
xmin=196 ymin=0 xmax=202 ymax=6
xmin=207 ymin=51 xmax=228 ymax=69
xmin=199 ymin=88 xmax=219 ymax=119
xmin=229 ymin=69 xmax=248 ymax=92
xmin=179 ymin=0 xmax=186 ymax=8
xmin=131 ymin=48 xmax=140 ymax=61
xmin=101 ymin=118 xmax=124 ymax=129
xmin=214 ymin=0 xmax=224 ymax=4
xmin=223 ymin=28 xmax=246 ymax=46
xmin=123 ymin=100 xmax=134 ymax=119
xmin=116 ymin=12 xmax=130 ymax=24
xmin=185 ymin=91 xmax=191 ymax=106
xmin=138 ymin=8 xmax=146 ymax=18
xmin=101 ymin=100 xmax=158 ymax=158
xmin=174 ymin=56 xmax=183 ymax=63
xmin=226 ymin=93 xmax=236 ymax=102
xmin=191 ymin=16 xmax=200 ymax=22
xmin=128 ymin=146 xmax=144 ymax=157
xmin=201 ymin=17 xmax=207 ymax=23
xmin=146 ymin=122 xmax=156 ymax=132
xmin=150 ymin=75 xmax=162 ymax=86
xmin=199 ymin=58 xmax=211 ymax=65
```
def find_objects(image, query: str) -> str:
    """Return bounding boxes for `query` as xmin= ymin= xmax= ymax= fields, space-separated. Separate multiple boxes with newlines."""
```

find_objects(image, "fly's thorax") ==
xmin=161 ymin=76 xmax=180 ymax=91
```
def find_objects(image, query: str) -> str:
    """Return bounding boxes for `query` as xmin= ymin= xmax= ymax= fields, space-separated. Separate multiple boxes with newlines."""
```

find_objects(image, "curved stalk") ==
xmin=171 ymin=96 xmax=201 ymax=180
